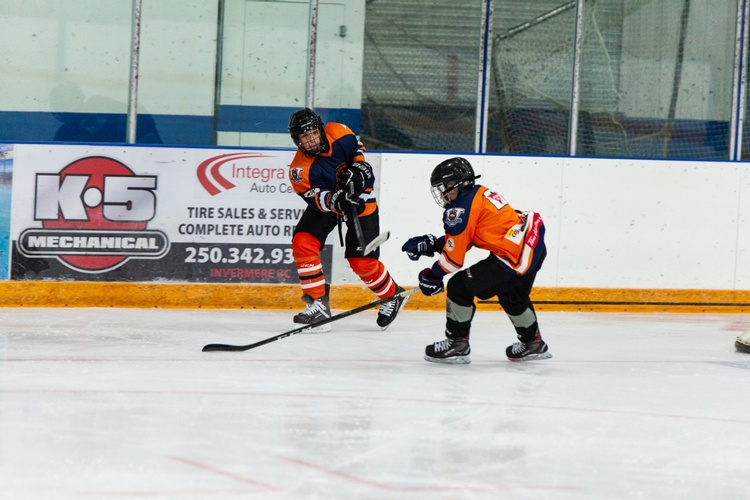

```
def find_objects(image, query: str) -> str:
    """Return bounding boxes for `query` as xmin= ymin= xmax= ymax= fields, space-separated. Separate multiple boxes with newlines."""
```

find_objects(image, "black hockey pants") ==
xmin=445 ymin=247 xmax=546 ymax=342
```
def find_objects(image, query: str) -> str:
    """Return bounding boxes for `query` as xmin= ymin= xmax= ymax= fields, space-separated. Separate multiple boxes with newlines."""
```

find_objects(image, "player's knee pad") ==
xmin=292 ymin=232 xmax=322 ymax=262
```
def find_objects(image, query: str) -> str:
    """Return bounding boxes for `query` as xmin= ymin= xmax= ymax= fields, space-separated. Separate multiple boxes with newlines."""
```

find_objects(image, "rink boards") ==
xmin=2 ymin=282 xmax=750 ymax=313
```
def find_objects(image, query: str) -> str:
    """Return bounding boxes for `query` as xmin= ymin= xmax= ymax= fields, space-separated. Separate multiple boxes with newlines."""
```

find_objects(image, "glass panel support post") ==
xmin=568 ymin=0 xmax=584 ymax=156
xmin=475 ymin=0 xmax=493 ymax=154
xmin=126 ymin=0 xmax=142 ymax=144
xmin=731 ymin=0 xmax=749 ymax=160
xmin=305 ymin=0 xmax=320 ymax=109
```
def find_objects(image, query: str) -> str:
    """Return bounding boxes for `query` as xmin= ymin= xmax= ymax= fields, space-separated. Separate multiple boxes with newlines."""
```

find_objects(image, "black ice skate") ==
xmin=294 ymin=293 xmax=332 ymax=333
xmin=424 ymin=337 xmax=471 ymax=364
xmin=377 ymin=286 xmax=409 ymax=330
xmin=506 ymin=331 xmax=552 ymax=361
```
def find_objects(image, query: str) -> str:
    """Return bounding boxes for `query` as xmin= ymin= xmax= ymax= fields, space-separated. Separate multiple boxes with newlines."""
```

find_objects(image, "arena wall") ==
xmin=2 ymin=143 xmax=749 ymax=312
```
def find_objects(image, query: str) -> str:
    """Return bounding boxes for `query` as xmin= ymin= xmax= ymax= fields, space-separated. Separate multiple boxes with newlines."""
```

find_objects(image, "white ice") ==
xmin=1 ymin=306 xmax=749 ymax=500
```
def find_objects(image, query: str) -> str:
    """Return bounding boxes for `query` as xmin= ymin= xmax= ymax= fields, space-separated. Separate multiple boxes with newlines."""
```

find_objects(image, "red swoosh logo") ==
xmin=196 ymin=153 xmax=271 ymax=196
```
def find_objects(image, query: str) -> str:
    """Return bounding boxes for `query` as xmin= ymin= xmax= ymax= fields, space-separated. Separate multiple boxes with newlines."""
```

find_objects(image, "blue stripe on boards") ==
xmin=0 ymin=107 xmax=360 ymax=145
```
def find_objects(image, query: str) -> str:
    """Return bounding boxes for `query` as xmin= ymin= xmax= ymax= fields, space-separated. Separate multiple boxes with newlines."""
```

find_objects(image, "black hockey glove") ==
xmin=418 ymin=268 xmax=444 ymax=296
xmin=338 ymin=161 xmax=372 ymax=195
xmin=329 ymin=188 xmax=365 ymax=215
xmin=401 ymin=234 xmax=439 ymax=261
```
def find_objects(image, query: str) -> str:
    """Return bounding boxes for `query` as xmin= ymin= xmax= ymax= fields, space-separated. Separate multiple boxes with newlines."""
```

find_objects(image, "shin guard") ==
xmin=348 ymin=257 xmax=396 ymax=298
xmin=292 ymin=232 xmax=327 ymax=299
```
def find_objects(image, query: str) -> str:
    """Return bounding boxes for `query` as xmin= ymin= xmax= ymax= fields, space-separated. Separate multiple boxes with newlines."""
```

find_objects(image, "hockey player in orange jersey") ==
xmin=402 ymin=157 xmax=551 ymax=363
xmin=287 ymin=108 xmax=408 ymax=331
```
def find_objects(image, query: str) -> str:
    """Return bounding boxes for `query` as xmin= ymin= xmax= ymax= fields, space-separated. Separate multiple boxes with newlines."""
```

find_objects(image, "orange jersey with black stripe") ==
xmin=288 ymin=122 xmax=377 ymax=217
xmin=430 ymin=185 xmax=545 ymax=278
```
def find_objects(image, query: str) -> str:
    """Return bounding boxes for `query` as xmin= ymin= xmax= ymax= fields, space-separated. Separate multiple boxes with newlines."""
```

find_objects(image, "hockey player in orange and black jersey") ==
xmin=401 ymin=157 xmax=551 ymax=364
xmin=287 ymin=108 xmax=408 ymax=331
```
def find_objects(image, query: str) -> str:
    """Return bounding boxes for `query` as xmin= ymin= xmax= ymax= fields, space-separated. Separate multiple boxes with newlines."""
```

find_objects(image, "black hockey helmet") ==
xmin=288 ymin=108 xmax=329 ymax=155
xmin=430 ymin=157 xmax=480 ymax=207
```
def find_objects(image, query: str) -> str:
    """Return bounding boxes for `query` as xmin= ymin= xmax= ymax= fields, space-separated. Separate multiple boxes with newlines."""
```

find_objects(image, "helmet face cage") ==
xmin=430 ymin=182 xmax=454 ymax=208
xmin=429 ymin=157 xmax=477 ymax=207
xmin=288 ymin=108 xmax=329 ymax=155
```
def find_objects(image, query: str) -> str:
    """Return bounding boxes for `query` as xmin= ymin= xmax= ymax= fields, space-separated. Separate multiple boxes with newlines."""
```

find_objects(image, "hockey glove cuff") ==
xmin=418 ymin=268 xmax=444 ymax=296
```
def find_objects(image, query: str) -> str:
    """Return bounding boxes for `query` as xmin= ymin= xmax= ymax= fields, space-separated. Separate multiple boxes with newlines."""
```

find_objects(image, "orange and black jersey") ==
xmin=430 ymin=185 xmax=546 ymax=279
xmin=288 ymin=122 xmax=377 ymax=217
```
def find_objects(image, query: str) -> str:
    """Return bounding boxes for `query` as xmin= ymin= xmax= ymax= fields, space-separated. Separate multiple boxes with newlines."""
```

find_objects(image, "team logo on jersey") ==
xmin=290 ymin=167 xmax=305 ymax=184
xmin=445 ymin=237 xmax=455 ymax=251
xmin=444 ymin=208 xmax=465 ymax=227
xmin=17 ymin=156 xmax=169 ymax=273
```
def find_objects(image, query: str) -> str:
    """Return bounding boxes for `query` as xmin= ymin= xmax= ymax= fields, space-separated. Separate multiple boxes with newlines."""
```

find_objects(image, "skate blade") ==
xmin=508 ymin=351 xmax=553 ymax=362
xmin=424 ymin=354 xmax=471 ymax=365
xmin=295 ymin=323 xmax=332 ymax=333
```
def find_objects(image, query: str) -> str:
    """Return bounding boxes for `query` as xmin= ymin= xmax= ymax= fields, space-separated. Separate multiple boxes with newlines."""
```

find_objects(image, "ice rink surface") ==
xmin=1 ymin=305 xmax=749 ymax=500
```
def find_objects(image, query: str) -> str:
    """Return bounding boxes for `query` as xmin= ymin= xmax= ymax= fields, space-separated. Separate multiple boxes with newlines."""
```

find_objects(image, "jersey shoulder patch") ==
xmin=289 ymin=167 xmax=305 ymax=184
xmin=443 ymin=207 xmax=466 ymax=229
xmin=442 ymin=186 xmax=481 ymax=234
xmin=289 ymin=150 xmax=314 ymax=193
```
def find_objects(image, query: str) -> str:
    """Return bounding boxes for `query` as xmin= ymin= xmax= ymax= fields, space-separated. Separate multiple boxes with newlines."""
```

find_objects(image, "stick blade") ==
xmin=364 ymin=231 xmax=390 ymax=254
xmin=202 ymin=343 xmax=249 ymax=352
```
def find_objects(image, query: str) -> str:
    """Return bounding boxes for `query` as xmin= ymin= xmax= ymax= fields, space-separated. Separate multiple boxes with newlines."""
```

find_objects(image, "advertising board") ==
xmin=9 ymin=145 xmax=331 ymax=283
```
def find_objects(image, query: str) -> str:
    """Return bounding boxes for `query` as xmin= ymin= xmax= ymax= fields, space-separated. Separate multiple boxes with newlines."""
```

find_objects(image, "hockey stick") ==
xmin=349 ymin=184 xmax=367 ymax=250
xmin=347 ymin=184 xmax=390 ymax=255
xmin=202 ymin=287 xmax=419 ymax=352
xmin=364 ymin=230 xmax=390 ymax=255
